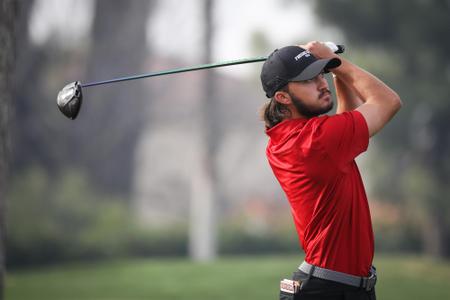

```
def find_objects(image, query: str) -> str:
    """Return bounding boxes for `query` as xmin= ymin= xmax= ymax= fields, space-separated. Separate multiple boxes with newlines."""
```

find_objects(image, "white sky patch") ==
xmin=213 ymin=0 xmax=315 ymax=58
xmin=29 ymin=0 xmax=94 ymax=49
xmin=147 ymin=0 xmax=318 ymax=78
xmin=213 ymin=0 xmax=316 ymax=78
xmin=147 ymin=0 xmax=204 ymax=62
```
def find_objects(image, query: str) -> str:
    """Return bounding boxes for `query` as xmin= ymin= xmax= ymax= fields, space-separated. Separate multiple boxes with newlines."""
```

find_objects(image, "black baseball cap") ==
xmin=260 ymin=46 xmax=341 ymax=98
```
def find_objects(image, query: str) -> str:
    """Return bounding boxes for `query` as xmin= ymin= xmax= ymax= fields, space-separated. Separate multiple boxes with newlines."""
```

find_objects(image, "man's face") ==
xmin=286 ymin=72 xmax=333 ymax=117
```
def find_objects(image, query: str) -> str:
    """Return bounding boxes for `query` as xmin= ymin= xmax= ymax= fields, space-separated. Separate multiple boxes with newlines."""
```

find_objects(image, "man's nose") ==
xmin=316 ymin=75 xmax=328 ymax=89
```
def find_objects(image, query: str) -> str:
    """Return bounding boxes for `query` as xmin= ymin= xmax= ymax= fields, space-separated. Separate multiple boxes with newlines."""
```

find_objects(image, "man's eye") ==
xmin=301 ymin=72 xmax=325 ymax=84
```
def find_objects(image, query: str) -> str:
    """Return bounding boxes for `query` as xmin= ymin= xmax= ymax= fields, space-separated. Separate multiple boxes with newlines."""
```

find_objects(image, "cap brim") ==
xmin=289 ymin=57 xmax=341 ymax=82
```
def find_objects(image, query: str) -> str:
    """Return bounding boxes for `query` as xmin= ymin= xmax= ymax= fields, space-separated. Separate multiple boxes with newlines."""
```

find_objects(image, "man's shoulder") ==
xmin=309 ymin=111 xmax=366 ymax=130
xmin=302 ymin=111 xmax=367 ymax=147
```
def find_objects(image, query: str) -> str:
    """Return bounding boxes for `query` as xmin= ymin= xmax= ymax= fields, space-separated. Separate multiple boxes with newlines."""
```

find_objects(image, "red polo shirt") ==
xmin=265 ymin=111 xmax=373 ymax=277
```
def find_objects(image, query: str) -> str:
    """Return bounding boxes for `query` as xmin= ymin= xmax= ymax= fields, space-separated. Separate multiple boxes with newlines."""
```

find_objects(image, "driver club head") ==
xmin=57 ymin=81 xmax=83 ymax=120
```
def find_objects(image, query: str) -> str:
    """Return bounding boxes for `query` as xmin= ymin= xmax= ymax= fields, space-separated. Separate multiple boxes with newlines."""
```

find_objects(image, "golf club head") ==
xmin=57 ymin=81 xmax=83 ymax=120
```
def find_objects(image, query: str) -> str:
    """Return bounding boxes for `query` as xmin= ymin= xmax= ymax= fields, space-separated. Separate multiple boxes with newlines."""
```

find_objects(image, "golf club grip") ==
xmin=335 ymin=45 xmax=345 ymax=54
xmin=325 ymin=42 xmax=345 ymax=54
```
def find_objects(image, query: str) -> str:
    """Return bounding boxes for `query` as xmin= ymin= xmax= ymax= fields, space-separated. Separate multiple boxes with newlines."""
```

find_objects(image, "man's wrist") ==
xmin=331 ymin=58 xmax=351 ymax=78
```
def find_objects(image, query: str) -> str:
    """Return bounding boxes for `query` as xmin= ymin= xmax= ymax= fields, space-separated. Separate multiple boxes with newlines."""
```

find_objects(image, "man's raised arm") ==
xmin=334 ymin=58 xmax=402 ymax=136
xmin=305 ymin=41 xmax=402 ymax=137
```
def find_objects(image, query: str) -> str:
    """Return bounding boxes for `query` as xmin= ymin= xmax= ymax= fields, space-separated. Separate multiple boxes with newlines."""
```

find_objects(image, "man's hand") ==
xmin=299 ymin=41 xmax=340 ymax=60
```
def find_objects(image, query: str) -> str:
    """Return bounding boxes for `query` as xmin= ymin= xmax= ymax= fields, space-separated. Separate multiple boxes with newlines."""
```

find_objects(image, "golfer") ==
xmin=260 ymin=41 xmax=402 ymax=300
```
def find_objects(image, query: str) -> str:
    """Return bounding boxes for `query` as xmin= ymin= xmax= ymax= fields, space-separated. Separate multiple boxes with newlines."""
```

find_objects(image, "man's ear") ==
xmin=273 ymin=89 xmax=291 ymax=105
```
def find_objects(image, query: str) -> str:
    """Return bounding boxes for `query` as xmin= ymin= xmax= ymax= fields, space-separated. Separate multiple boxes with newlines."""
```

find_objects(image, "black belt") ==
xmin=299 ymin=262 xmax=377 ymax=291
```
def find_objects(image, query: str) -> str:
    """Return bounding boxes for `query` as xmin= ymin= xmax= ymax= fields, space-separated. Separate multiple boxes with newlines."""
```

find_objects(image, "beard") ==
xmin=290 ymin=89 xmax=333 ymax=118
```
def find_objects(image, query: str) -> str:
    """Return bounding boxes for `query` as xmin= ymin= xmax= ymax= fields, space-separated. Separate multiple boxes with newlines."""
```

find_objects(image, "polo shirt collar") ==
xmin=265 ymin=118 xmax=308 ymax=143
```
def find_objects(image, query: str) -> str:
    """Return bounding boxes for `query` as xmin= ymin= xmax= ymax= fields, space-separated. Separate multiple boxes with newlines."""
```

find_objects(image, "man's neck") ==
xmin=289 ymin=108 xmax=312 ymax=120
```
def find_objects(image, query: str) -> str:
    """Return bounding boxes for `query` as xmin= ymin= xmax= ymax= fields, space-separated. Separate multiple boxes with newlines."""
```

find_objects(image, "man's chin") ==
xmin=291 ymin=94 xmax=333 ymax=117
xmin=318 ymin=101 xmax=334 ymax=115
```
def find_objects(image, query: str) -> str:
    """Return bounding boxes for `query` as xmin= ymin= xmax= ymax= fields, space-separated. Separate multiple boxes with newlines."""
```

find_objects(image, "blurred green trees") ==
xmin=8 ymin=167 xmax=131 ymax=266
xmin=315 ymin=0 xmax=450 ymax=258
xmin=6 ymin=166 xmax=190 ymax=267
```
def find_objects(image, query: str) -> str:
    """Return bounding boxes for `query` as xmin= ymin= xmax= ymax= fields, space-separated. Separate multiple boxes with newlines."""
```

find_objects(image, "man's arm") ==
xmin=304 ymin=41 xmax=402 ymax=137
xmin=333 ymin=58 xmax=402 ymax=136
xmin=334 ymin=75 xmax=364 ymax=114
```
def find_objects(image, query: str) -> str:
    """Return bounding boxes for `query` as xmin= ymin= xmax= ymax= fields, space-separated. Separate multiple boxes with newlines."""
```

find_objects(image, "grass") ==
xmin=5 ymin=254 xmax=450 ymax=300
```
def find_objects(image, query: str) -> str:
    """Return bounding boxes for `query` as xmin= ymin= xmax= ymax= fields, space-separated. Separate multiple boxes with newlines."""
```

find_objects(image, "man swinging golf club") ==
xmin=260 ymin=41 xmax=402 ymax=299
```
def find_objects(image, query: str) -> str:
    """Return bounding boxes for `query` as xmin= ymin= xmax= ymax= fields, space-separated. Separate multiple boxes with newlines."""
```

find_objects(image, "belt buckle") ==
xmin=364 ymin=273 xmax=377 ymax=291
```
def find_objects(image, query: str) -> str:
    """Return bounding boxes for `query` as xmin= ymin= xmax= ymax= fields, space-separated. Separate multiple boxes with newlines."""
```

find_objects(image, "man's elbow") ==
xmin=390 ymin=93 xmax=403 ymax=113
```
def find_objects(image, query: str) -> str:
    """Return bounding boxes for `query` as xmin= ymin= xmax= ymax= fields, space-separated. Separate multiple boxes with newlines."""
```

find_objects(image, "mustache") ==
xmin=319 ymin=89 xmax=331 ymax=99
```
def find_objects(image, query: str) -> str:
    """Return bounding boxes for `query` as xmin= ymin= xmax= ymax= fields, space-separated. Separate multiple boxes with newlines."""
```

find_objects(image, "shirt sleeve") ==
xmin=315 ymin=111 xmax=369 ymax=170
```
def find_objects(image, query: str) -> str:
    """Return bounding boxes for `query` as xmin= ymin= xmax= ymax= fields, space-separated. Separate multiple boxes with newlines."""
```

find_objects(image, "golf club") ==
xmin=57 ymin=42 xmax=344 ymax=120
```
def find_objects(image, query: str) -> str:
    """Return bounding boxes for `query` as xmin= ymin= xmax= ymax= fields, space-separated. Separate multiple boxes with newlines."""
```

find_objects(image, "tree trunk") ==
xmin=81 ymin=0 xmax=154 ymax=195
xmin=189 ymin=0 xmax=218 ymax=261
xmin=0 ymin=0 xmax=16 ymax=297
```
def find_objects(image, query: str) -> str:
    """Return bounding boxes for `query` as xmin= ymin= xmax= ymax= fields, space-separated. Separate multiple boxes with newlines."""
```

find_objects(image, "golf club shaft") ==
xmin=81 ymin=57 xmax=268 ymax=88
xmin=80 ymin=43 xmax=344 ymax=88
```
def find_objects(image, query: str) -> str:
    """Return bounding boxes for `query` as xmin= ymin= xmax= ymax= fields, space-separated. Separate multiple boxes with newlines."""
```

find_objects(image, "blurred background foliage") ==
xmin=3 ymin=0 xmax=450 ymax=273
